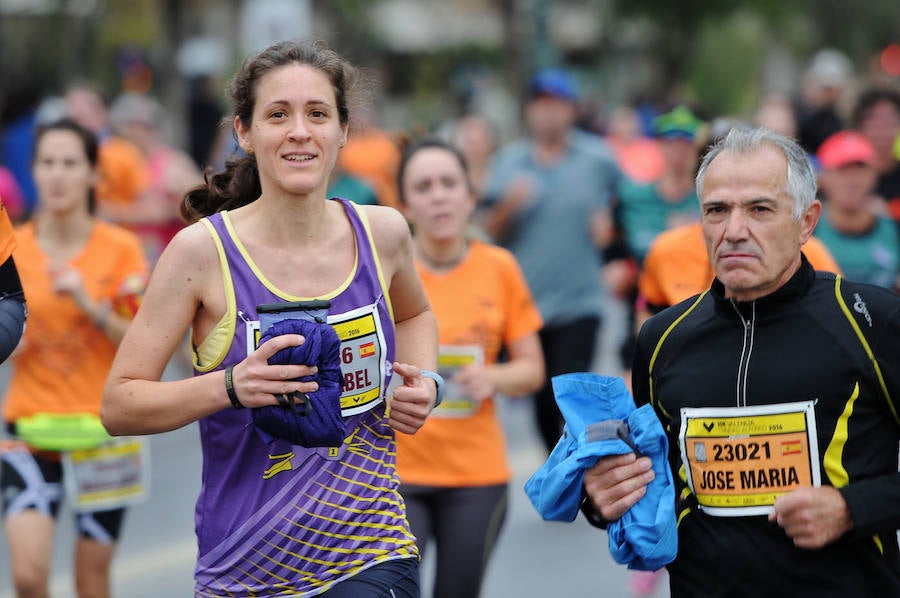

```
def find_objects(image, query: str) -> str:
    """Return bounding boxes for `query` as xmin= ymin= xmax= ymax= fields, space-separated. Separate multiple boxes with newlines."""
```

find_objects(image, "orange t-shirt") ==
xmin=2 ymin=221 xmax=148 ymax=422
xmin=0 ymin=198 xmax=16 ymax=264
xmin=608 ymin=137 xmax=665 ymax=184
xmin=638 ymin=221 xmax=842 ymax=308
xmin=394 ymin=241 xmax=543 ymax=487
xmin=338 ymin=130 xmax=401 ymax=209
xmin=96 ymin=136 xmax=148 ymax=206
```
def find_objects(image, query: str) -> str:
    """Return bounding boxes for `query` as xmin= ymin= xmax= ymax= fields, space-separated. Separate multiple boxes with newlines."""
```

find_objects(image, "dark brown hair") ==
xmin=396 ymin=137 xmax=472 ymax=205
xmin=851 ymin=86 xmax=900 ymax=128
xmin=181 ymin=39 xmax=360 ymax=223
xmin=32 ymin=117 xmax=100 ymax=214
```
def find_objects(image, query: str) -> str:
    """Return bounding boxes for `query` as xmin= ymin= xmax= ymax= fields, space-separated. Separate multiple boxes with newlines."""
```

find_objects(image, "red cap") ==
xmin=817 ymin=131 xmax=876 ymax=169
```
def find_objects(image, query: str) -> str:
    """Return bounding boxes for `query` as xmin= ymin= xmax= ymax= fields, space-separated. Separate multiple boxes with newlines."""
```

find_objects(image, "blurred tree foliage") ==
xmin=387 ymin=45 xmax=505 ymax=126
xmin=2 ymin=0 xmax=898 ymax=131
xmin=611 ymin=0 xmax=900 ymax=114
xmin=0 ymin=0 xmax=162 ymax=97
xmin=686 ymin=10 xmax=767 ymax=116
xmin=318 ymin=0 xmax=387 ymax=65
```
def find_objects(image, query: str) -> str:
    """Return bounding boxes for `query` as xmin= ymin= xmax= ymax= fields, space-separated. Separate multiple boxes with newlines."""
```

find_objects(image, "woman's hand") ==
xmin=453 ymin=363 xmax=494 ymax=403
xmin=48 ymin=261 xmax=91 ymax=308
xmin=228 ymin=334 xmax=322 ymax=409
xmin=388 ymin=362 xmax=436 ymax=434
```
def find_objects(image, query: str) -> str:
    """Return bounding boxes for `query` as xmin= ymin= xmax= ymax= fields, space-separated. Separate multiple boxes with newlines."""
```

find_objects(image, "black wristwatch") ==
xmin=419 ymin=370 xmax=445 ymax=408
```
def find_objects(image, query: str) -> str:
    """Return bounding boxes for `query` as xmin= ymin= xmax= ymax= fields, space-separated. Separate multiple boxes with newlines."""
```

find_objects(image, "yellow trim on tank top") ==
xmin=350 ymin=202 xmax=394 ymax=321
xmin=193 ymin=218 xmax=238 ymax=372
xmin=221 ymin=206 xmax=358 ymax=301
xmin=193 ymin=203 xmax=390 ymax=371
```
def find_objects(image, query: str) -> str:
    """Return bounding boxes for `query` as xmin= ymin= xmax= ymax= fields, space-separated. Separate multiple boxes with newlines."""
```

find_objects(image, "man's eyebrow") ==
xmin=741 ymin=196 xmax=778 ymax=207
xmin=701 ymin=196 xmax=777 ymax=206
xmin=700 ymin=199 xmax=727 ymax=209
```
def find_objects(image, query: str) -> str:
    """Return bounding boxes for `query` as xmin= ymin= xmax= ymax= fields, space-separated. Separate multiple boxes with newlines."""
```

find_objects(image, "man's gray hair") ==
xmin=695 ymin=126 xmax=817 ymax=221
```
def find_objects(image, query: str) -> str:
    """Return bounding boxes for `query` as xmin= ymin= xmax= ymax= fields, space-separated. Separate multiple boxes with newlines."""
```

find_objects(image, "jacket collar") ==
xmin=710 ymin=253 xmax=815 ymax=312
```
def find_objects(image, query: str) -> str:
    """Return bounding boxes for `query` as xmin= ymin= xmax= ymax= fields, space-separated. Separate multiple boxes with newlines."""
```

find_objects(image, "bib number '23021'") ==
xmin=679 ymin=401 xmax=820 ymax=517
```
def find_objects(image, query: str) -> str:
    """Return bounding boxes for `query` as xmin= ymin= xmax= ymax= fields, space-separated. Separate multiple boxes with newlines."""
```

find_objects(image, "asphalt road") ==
xmin=0 ymin=298 xmax=670 ymax=597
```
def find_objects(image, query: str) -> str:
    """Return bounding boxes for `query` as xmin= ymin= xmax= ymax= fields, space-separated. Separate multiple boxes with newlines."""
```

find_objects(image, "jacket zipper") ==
xmin=731 ymin=300 xmax=756 ymax=407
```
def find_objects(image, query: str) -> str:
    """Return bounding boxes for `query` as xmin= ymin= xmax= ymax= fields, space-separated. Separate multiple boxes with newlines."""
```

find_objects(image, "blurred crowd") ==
xmin=2 ymin=46 xmax=898 ymax=286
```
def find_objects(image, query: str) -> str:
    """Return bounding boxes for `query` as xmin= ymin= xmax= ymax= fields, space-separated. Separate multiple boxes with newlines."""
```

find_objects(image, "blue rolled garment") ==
xmin=253 ymin=318 xmax=345 ymax=447
xmin=524 ymin=373 xmax=677 ymax=571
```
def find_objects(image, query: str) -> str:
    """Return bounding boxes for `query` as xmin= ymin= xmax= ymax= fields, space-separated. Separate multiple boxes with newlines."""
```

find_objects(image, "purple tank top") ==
xmin=192 ymin=199 xmax=416 ymax=596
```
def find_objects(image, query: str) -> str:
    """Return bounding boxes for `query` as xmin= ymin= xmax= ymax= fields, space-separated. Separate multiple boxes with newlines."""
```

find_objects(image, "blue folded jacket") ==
xmin=253 ymin=318 xmax=345 ymax=448
xmin=524 ymin=372 xmax=677 ymax=571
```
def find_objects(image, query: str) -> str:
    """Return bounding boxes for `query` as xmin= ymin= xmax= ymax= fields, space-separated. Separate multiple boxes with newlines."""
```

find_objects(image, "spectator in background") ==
xmin=852 ymin=86 xmax=900 ymax=219
xmin=65 ymin=82 xmax=149 ymax=216
xmin=0 ymin=79 xmax=41 ymax=216
xmin=610 ymin=105 xmax=703 ymax=266
xmin=338 ymin=105 xmax=402 ymax=208
xmin=796 ymin=48 xmax=854 ymax=154
xmin=814 ymin=130 xmax=899 ymax=290
xmin=395 ymin=138 xmax=544 ymax=598
xmin=186 ymin=75 xmax=225 ymax=170
xmin=109 ymin=92 xmax=202 ymax=264
xmin=604 ymin=104 xmax=705 ymax=351
xmin=604 ymin=104 xmax=665 ymax=184
xmin=0 ymin=168 xmax=25 ymax=223
xmin=482 ymin=67 xmax=619 ymax=454
xmin=326 ymin=162 xmax=379 ymax=205
xmin=448 ymin=114 xmax=499 ymax=201
xmin=2 ymin=118 xmax=148 ymax=598
xmin=754 ymin=93 xmax=799 ymax=139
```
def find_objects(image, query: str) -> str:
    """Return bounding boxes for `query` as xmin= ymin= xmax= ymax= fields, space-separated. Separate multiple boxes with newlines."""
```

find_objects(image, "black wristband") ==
xmin=224 ymin=364 xmax=244 ymax=409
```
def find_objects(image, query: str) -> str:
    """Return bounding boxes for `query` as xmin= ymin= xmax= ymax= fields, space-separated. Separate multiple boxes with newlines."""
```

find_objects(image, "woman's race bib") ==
xmin=62 ymin=436 xmax=150 ymax=513
xmin=430 ymin=345 xmax=484 ymax=418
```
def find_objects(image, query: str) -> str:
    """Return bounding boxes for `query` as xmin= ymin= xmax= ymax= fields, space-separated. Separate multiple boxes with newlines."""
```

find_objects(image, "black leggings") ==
xmin=0 ymin=447 xmax=126 ymax=543
xmin=535 ymin=316 xmax=600 ymax=453
xmin=401 ymin=483 xmax=508 ymax=598
xmin=322 ymin=557 xmax=419 ymax=598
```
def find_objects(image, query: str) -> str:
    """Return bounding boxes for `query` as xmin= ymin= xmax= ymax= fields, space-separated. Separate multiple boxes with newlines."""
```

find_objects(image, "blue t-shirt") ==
xmin=328 ymin=173 xmax=379 ymax=206
xmin=484 ymin=130 xmax=620 ymax=325
xmin=615 ymin=178 xmax=699 ymax=264
xmin=814 ymin=213 xmax=900 ymax=289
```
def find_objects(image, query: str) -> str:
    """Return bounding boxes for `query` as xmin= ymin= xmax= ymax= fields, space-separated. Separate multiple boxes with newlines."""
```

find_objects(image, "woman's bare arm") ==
xmin=365 ymin=205 xmax=439 ymax=433
xmin=101 ymin=223 xmax=319 ymax=435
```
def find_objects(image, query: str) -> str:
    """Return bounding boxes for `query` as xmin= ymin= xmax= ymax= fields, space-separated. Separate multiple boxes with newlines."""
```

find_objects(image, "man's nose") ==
xmin=723 ymin=209 xmax=749 ymax=240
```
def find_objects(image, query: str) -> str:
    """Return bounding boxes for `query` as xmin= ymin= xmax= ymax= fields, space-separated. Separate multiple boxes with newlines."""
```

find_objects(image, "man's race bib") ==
xmin=679 ymin=401 xmax=820 ymax=517
xmin=246 ymin=301 xmax=390 ymax=417
xmin=62 ymin=437 xmax=150 ymax=513
xmin=430 ymin=345 xmax=484 ymax=418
